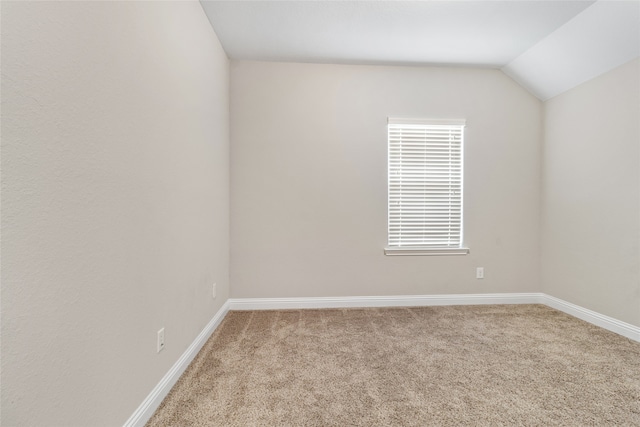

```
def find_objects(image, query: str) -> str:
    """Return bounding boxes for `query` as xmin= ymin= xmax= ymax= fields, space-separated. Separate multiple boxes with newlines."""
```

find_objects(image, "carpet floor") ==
xmin=147 ymin=304 xmax=640 ymax=426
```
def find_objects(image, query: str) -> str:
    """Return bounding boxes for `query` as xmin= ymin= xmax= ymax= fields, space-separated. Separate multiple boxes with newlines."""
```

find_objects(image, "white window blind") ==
xmin=388 ymin=118 xmax=465 ymax=249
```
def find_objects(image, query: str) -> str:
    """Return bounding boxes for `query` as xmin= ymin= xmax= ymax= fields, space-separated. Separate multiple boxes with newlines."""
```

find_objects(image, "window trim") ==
xmin=385 ymin=117 xmax=468 ymax=256
xmin=384 ymin=247 xmax=470 ymax=256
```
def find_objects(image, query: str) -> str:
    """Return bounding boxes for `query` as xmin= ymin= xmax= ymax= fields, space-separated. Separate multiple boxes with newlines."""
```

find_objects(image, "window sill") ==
xmin=384 ymin=247 xmax=470 ymax=256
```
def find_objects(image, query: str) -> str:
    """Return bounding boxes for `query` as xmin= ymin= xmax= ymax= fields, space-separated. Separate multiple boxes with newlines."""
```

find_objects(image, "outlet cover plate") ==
xmin=157 ymin=328 xmax=165 ymax=353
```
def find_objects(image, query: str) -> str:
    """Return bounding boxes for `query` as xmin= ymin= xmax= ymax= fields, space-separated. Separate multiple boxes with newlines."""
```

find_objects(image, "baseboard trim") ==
xmin=122 ymin=300 xmax=230 ymax=427
xmin=228 ymin=293 xmax=545 ymax=310
xmin=542 ymin=294 xmax=640 ymax=342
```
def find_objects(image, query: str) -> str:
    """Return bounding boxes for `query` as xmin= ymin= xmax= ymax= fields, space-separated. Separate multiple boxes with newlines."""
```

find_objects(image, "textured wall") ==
xmin=230 ymin=61 xmax=542 ymax=299
xmin=1 ymin=2 xmax=229 ymax=425
xmin=542 ymin=58 xmax=640 ymax=327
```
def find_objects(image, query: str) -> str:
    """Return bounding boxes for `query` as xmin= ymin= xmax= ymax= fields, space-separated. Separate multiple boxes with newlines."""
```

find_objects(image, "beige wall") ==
xmin=541 ymin=58 xmax=640 ymax=327
xmin=1 ymin=2 xmax=229 ymax=425
xmin=230 ymin=61 xmax=542 ymax=298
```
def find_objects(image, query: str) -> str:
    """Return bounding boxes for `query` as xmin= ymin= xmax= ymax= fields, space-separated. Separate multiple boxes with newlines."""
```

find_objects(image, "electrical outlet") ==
xmin=212 ymin=283 xmax=217 ymax=299
xmin=476 ymin=267 xmax=484 ymax=279
xmin=157 ymin=328 xmax=165 ymax=353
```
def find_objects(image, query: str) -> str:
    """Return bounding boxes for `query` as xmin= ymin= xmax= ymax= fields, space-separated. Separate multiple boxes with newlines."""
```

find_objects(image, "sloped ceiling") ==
xmin=200 ymin=0 xmax=639 ymax=101
xmin=503 ymin=1 xmax=640 ymax=100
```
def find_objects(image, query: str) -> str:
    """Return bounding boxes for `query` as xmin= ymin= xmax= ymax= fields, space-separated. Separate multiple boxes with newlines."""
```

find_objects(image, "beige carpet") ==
xmin=147 ymin=305 xmax=640 ymax=426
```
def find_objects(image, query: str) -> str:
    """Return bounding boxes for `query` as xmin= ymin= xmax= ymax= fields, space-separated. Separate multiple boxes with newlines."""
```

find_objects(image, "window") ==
xmin=385 ymin=118 xmax=469 ymax=256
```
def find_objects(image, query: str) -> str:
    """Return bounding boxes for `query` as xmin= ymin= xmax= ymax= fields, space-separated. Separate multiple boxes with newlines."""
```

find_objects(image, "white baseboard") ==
xmin=542 ymin=294 xmax=640 ymax=342
xmin=123 ymin=300 xmax=230 ymax=427
xmin=228 ymin=293 xmax=544 ymax=310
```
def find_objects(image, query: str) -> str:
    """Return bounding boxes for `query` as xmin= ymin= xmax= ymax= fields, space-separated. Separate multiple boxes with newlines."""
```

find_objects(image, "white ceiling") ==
xmin=200 ymin=0 xmax=640 ymax=100
xmin=503 ymin=0 xmax=640 ymax=100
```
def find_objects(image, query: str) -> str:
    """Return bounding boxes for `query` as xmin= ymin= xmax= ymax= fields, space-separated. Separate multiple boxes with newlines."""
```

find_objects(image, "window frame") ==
xmin=384 ymin=118 xmax=469 ymax=256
